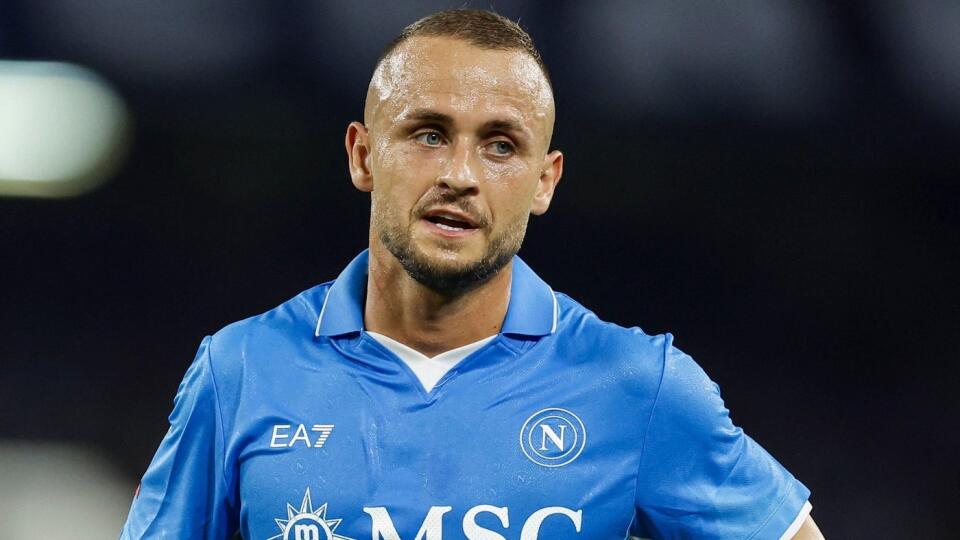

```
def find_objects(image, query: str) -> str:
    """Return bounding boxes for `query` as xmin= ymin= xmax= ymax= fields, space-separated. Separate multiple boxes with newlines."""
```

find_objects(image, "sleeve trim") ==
xmin=778 ymin=501 xmax=812 ymax=540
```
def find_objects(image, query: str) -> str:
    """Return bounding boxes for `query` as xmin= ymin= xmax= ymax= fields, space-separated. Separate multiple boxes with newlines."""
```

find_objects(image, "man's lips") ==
xmin=420 ymin=208 xmax=481 ymax=230
xmin=418 ymin=207 xmax=484 ymax=237
xmin=421 ymin=218 xmax=478 ymax=237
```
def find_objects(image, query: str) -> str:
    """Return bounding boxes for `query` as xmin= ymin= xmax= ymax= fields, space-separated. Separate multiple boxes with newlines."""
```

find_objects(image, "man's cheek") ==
xmin=481 ymin=157 xmax=530 ymax=184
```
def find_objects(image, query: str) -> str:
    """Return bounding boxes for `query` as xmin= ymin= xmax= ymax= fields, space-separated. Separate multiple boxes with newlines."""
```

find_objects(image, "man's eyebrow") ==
xmin=401 ymin=109 xmax=454 ymax=125
xmin=482 ymin=118 xmax=533 ymax=142
xmin=482 ymin=118 xmax=528 ymax=135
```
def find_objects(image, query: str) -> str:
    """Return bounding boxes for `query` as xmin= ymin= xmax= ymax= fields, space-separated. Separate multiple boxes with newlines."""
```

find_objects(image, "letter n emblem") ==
xmin=539 ymin=423 xmax=567 ymax=451
xmin=520 ymin=408 xmax=587 ymax=468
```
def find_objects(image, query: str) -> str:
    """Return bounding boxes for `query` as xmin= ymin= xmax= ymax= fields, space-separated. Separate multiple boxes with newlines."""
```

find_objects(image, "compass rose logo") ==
xmin=267 ymin=488 xmax=354 ymax=540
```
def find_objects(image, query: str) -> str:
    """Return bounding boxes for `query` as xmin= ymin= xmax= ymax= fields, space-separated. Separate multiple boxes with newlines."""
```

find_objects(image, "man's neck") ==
xmin=364 ymin=243 xmax=511 ymax=358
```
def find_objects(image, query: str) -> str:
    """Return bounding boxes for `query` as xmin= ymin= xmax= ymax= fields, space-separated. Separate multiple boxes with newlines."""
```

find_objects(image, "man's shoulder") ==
xmin=205 ymin=280 xmax=333 ymax=365
xmin=554 ymin=291 xmax=666 ymax=346
xmin=552 ymin=292 xmax=728 ymax=423
xmin=552 ymin=291 xmax=671 ymax=372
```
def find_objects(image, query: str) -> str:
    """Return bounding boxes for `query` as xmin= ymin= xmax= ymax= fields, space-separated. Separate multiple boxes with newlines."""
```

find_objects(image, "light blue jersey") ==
xmin=121 ymin=250 xmax=809 ymax=539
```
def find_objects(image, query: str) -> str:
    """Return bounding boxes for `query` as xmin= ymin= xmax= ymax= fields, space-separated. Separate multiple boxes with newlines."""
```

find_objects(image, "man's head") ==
xmin=345 ymin=9 xmax=563 ymax=293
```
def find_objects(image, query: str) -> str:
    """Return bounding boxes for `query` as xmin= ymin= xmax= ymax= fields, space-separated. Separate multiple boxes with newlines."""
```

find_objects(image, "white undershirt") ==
xmin=365 ymin=331 xmax=496 ymax=392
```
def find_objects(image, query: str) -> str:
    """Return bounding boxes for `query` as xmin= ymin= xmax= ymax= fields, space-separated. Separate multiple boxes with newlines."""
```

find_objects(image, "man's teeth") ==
xmin=435 ymin=222 xmax=465 ymax=231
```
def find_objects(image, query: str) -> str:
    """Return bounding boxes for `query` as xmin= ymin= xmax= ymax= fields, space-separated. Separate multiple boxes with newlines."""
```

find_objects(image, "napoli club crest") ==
xmin=519 ymin=408 xmax=587 ymax=467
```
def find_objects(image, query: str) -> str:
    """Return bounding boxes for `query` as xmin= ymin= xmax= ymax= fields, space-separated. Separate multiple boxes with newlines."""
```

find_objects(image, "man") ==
xmin=122 ymin=10 xmax=823 ymax=540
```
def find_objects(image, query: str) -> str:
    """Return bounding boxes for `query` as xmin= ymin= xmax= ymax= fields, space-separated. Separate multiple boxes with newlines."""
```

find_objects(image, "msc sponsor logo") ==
xmin=519 ymin=408 xmax=586 ymax=467
xmin=364 ymin=505 xmax=581 ymax=540
xmin=268 ymin=488 xmax=353 ymax=540
xmin=269 ymin=489 xmax=582 ymax=540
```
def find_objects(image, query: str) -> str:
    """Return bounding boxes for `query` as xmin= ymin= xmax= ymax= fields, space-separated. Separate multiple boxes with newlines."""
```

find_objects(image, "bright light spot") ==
xmin=0 ymin=61 xmax=128 ymax=197
xmin=0 ymin=442 xmax=133 ymax=538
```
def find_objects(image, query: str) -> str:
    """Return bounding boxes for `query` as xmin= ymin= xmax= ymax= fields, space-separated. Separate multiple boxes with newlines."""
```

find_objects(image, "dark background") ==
xmin=1 ymin=1 xmax=957 ymax=537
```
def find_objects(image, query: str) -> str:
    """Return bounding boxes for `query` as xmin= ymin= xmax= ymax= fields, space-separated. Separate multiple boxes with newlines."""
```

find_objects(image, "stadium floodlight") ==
xmin=0 ymin=60 xmax=129 ymax=198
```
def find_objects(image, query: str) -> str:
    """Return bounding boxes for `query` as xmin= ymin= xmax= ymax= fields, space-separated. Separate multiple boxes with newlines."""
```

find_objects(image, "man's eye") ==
xmin=415 ymin=132 xmax=443 ymax=146
xmin=487 ymin=140 xmax=515 ymax=156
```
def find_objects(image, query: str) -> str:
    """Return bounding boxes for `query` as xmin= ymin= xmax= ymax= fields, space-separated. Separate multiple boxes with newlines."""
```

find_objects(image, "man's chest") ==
xmin=231 ymin=345 xmax=646 ymax=540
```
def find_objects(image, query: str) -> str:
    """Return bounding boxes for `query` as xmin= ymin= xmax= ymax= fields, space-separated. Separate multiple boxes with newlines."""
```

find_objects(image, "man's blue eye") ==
xmin=417 ymin=132 xmax=442 ymax=146
xmin=490 ymin=141 xmax=514 ymax=155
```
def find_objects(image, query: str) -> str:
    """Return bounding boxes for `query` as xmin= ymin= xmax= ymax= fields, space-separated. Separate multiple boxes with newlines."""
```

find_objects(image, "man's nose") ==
xmin=436 ymin=137 xmax=479 ymax=193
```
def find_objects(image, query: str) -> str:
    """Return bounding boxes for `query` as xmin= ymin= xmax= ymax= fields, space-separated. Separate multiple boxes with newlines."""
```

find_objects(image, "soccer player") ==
xmin=121 ymin=9 xmax=824 ymax=540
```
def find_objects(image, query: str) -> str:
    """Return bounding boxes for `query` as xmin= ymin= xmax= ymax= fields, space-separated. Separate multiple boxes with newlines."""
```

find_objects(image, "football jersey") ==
xmin=120 ymin=250 xmax=810 ymax=540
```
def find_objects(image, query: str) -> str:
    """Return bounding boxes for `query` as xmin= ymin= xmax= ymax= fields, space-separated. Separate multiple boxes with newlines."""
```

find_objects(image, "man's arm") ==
xmin=792 ymin=515 xmax=825 ymax=539
xmin=120 ymin=337 xmax=238 ymax=539
xmin=632 ymin=339 xmax=815 ymax=538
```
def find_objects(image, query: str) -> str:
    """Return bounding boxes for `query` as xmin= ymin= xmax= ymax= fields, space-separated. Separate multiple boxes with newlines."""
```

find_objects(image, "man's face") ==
xmin=349 ymin=36 xmax=562 ymax=292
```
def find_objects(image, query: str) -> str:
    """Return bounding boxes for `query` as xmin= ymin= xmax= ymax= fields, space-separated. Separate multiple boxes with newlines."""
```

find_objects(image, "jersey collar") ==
xmin=314 ymin=249 xmax=558 ymax=338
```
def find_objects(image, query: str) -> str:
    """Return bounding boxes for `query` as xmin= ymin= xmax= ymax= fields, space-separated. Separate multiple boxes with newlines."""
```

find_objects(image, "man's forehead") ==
xmin=366 ymin=36 xmax=554 ymax=126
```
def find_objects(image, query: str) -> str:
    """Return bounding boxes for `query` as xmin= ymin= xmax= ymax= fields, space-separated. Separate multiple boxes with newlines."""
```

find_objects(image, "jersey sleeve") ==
xmin=632 ymin=338 xmax=810 ymax=539
xmin=120 ymin=336 xmax=238 ymax=539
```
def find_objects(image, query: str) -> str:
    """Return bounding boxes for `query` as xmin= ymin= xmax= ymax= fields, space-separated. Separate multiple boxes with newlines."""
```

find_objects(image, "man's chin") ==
xmin=398 ymin=247 xmax=509 ymax=293
xmin=378 ymin=224 xmax=518 ymax=293
xmin=417 ymin=246 xmax=482 ymax=267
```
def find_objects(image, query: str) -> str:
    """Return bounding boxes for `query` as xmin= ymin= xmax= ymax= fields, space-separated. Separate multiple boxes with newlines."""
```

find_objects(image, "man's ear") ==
xmin=531 ymin=150 xmax=564 ymax=215
xmin=345 ymin=122 xmax=373 ymax=192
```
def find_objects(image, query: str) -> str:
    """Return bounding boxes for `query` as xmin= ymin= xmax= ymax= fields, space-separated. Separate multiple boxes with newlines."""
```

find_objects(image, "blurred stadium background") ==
xmin=1 ymin=1 xmax=958 ymax=537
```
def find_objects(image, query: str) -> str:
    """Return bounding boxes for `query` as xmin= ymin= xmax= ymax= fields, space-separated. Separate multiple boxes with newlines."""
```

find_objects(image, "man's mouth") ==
xmin=420 ymin=208 xmax=481 ymax=233
xmin=424 ymin=214 xmax=476 ymax=231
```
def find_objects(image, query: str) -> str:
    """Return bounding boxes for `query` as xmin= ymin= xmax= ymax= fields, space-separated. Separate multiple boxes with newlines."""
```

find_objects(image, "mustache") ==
xmin=413 ymin=190 xmax=489 ymax=227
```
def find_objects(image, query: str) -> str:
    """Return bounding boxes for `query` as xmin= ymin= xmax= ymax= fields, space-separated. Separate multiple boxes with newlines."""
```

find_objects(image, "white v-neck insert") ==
xmin=365 ymin=331 xmax=496 ymax=392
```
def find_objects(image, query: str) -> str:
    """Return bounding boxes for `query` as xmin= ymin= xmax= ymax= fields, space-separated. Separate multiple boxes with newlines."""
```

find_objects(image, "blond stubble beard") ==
xmin=371 ymin=189 xmax=528 ymax=293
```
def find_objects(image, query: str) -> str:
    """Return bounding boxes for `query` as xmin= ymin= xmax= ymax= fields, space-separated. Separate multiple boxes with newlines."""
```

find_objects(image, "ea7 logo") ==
xmin=270 ymin=424 xmax=335 ymax=449
xmin=363 ymin=505 xmax=582 ymax=540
